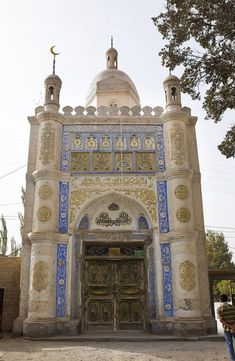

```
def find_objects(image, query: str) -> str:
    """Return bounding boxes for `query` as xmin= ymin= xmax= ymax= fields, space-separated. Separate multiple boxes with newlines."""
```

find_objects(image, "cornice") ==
xmin=28 ymin=231 xmax=69 ymax=243
xmin=37 ymin=111 xmax=65 ymax=124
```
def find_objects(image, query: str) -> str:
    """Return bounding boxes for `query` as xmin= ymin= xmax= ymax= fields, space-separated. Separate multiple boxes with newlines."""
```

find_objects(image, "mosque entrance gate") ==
xmin=82 ymin=242 xmax=146 ymax=331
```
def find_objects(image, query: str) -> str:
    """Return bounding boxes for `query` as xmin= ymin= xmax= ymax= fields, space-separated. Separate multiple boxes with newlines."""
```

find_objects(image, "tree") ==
xmin=218 ymin=125 xmax=235 ymax=158
xmin=0 ymin=215 xmax=8 ymax=255
xmin=206 ymin=230 xmax=234 ymax=298
xmin=152 ymin=0 xmax=235 ymax=157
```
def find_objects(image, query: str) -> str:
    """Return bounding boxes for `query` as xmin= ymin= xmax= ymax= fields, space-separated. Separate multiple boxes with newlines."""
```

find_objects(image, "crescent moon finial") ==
xmin=50 ymin=45 xmax=60 ymax=74
xmin=50 ymin=45 xmax=60 ymax=56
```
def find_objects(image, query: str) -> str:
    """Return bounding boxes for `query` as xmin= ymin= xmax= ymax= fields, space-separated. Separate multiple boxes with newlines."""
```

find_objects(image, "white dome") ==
xmin=85 ymin=68 xmax=140 ymax=106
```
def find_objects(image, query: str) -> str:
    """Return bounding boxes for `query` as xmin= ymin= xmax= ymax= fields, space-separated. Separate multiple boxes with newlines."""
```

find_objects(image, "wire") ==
xmin=0 ymin=164 xmax=26 ymax=180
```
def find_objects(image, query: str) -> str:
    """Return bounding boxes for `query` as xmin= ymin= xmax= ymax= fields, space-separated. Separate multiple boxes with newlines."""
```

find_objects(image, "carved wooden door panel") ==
xmin=115 ymin=260 xmax=144 ymax=330
xmin=84 ymin=258 xmax=145 ymax=331
xmin=85 ymin=260 xmax=114 ymax=330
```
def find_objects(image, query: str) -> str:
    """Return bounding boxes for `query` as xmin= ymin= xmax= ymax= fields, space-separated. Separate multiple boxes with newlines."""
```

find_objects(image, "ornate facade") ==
xmin=13 ymin=45 xmax=217 ymax=337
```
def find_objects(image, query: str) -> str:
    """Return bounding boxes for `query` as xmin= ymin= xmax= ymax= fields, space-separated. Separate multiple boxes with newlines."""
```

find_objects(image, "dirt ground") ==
xmin=0 ymin=333 xmax=230 ymax=361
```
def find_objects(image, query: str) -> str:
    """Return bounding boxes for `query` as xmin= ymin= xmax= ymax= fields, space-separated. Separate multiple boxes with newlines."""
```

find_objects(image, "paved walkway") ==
xmin=0 ymin=333 xmax=229 ymax=361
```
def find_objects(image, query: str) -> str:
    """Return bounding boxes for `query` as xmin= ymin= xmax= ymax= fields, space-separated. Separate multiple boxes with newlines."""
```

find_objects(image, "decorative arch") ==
xmin=71 ymin=191 xmax=155 ymax=233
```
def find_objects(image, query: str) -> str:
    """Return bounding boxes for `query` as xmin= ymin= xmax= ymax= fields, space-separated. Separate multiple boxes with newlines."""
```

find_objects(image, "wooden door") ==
xmin=84 ymin=256 xmax=145 ymax=331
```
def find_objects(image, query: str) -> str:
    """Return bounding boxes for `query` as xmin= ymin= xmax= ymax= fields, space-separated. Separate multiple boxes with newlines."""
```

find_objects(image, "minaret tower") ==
xmin=159 ymin=74 xmax=215 ymax=334
xmin=23 ymin=50 xmax=65 ymax=337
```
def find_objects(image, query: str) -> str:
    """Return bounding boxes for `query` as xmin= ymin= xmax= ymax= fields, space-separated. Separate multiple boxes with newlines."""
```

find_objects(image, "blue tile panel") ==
xmin=59 ymin=182 xmax=69 ymax=233
xmin=156 ymin=125 xmax=165 ymax=172
xmin=56 ymin=244 xmax=67 ymax=317
xmin=60 ymin=125 xmax=166 ymax=174
xmin=61 ymin=128 xmax=70 ymax=172
xmin=161 ymin=243 xmax=174 ymax=317
xmin=148 ymin=247 xmax=157 ymax=319
xmin=157 ymin=181 xmax=170 ymax=233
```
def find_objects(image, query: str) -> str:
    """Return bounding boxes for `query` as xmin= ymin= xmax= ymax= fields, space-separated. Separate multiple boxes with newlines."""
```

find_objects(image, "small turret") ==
xmin=106 ymin=46 xmax=118 ymax=69
xmin=163 ymin=74 xmax=181 ymax=111
xmin=44 ymin=74 xmax=62 ymax=112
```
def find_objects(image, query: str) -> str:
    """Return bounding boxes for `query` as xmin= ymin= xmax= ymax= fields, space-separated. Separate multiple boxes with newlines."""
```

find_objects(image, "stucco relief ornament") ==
xmin=179 ymin=260 xmax=196 ymax=292
xmin=38 ymin=206 xmax=51 ymax=222
xmin=170 ymin=124 xmax=186 ymax=165
xmin=32 ymin=261 xmax=49 ymax=292
xmin=176 ymin=207 xmax=190 ymax=223
xmin=39 ymin=184 xmax=52 ymax=199
xmin=130 ymin=135 xmax=140 ymax=149
xmin=71 ymin=152 xmax=90 ymax=172
xmin=87 ymin=136 xmax=97 ymax=149
xmin=115 ymin=136 xmax=125 ymax=149
xmin=39 ymin=123 xmax=55 ymax=164
xmin=101 ymin=135 xmax=111 ymax=149
xmin=144 ymin=136 xmax=155 ymax=150
xmin=72 ymin=135 xmax=83 ymax=149
xmin=175 ymin=185 xmax=189 ymax=200
xmin=116 ymin=153 xmax=132 ymax=171
xmin=93 ymin=153 xmax=112 ymax=171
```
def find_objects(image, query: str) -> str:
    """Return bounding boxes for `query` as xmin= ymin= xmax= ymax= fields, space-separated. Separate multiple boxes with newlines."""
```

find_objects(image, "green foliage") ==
xmin=218 ymin=125 xmax=235 ymax=158
xmin=0 ymin=215 xmax=8 ymax=255
xmin=206 ymin=230 xmax=234 ymax=269
xmin=206 ymin=230 xmax=234 ymax=299
xmin=10 ymin=237 xmax=20 ymax=257
xmin=152 ymin=0 xmax=235 ymax=157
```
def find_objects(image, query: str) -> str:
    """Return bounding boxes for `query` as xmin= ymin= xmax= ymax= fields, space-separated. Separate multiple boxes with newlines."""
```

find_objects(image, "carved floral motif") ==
xmin=39 ymin=184 xmax=52 ymax=200
xmin=179 ymin=260 xmax=196 ymax=292
xmin=71 ymin=152 xmax=90 ymax=172
xmin=115 ymin=153 xmax=132 ymax=171
xmin=32 ymin=261 xmax=49 ymax=292
xmin=37 ymin=206 xmax=51 ymax=222
xmin=93 ymin=153 xmax=112 ymax=171
xmin=136 ymin=153 xmax=156 ymax=171
xmin=39 ymin=123 xmax=55 ymax=165
xmin=176 ymin=207 xmax=190 ymax=223
xmin=175 ymin=185 xmax=189 ymax=200
xmin=170 ymin=124 xmax=186 ymax=165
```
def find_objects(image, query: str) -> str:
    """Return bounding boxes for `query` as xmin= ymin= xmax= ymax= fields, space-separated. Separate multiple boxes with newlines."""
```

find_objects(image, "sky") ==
xmin=0 ymin=0 xmax=234 ymax=256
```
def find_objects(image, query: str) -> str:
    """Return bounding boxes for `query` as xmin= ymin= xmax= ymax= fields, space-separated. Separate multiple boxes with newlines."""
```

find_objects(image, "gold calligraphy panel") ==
xmin=71 ymin=152 xmax=90 ymax=172
xmin=93 ymin=152 xmax=112 ymax=172
xmin=136 ymin=153 xmax=156 ymax=171
xmin=115 ymin=153 xmax=132 ymax=172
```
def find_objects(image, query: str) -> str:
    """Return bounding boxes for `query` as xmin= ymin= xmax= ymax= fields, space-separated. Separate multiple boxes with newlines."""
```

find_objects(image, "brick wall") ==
xmin=0 ymin=255 xmax=21 ymax=331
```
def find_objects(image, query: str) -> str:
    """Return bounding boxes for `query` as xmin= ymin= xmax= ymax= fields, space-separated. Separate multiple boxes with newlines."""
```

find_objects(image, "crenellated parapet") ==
xmin=62 ymin=105 xmax=164 ymax=117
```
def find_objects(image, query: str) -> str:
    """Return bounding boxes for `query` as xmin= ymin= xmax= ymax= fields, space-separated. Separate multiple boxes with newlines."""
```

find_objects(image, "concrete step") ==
xmin=25 ymin=331 xmax=224 ymax=342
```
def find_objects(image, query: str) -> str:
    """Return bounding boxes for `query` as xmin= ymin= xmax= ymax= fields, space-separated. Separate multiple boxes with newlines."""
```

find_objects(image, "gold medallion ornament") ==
xmin=38 ymin=206 xmax=51 ymax=222
xmin=176 ymin=207 xmax=190 ymax=222
xmin=175 ymin=185 xmax=189 ymax=200
xmin=179 ymin=260 xmax=196 ymax=292
xmin=39 ymin=184 xmax=52 ymax=199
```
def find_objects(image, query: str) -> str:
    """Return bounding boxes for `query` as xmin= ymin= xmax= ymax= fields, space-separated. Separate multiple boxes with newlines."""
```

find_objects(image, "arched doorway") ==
xmin=72 ymin=193 xmax=155 ymax=332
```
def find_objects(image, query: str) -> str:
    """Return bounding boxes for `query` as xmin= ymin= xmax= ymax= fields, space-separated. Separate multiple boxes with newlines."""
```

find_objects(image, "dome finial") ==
xmin=106 ymin=42 xmax=118 ymax=69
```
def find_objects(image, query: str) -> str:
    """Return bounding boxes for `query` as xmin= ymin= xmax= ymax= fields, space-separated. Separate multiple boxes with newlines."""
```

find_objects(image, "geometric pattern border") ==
xmin=157 ymin=181 xmax=170 ymax=233
xmin=156 ymin=125 xmax=165 ymax=172
xmin=61 ymin=128 xmax=70 ymax=172
xmin=58 ymin=182 xmax=69 ymax=233
xmin=56 ymin=244 xmax=67 ymax=317
xmin=161 ymin=243 xmax=174 ymax=317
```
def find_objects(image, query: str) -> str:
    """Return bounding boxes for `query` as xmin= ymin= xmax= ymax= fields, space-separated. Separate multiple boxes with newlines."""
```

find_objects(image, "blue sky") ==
xmin=0 ymin=0 xmax=234 ymax=255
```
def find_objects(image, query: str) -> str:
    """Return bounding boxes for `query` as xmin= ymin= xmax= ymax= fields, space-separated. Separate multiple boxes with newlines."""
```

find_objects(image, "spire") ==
xmin=50 ymin=46 xmax=60 ymax=74
xmin=106 ymin=39 xmax=118 ymax=69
